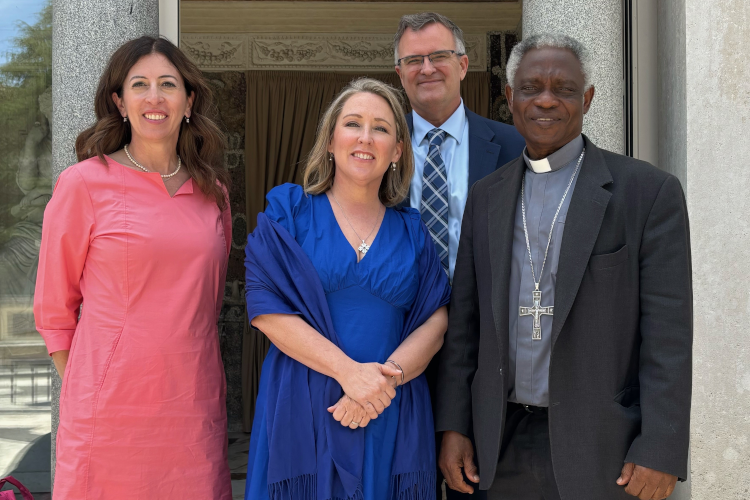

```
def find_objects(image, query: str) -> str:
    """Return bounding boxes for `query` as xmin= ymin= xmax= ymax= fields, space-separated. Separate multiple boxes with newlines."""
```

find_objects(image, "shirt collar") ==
xmin=522 ymin=134 xmax=584 ymax=173
xmin=413 ymin=100 xmax=466 ymax=145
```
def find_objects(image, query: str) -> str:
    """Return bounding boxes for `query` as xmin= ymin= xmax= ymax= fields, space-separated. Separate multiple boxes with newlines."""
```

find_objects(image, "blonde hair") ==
xmin=303 ymin=78 xmax=414 ymax=207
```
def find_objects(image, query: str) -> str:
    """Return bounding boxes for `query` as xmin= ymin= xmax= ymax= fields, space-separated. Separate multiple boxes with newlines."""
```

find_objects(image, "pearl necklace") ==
xmin=124 ymin=144 xmax=182 ymax=179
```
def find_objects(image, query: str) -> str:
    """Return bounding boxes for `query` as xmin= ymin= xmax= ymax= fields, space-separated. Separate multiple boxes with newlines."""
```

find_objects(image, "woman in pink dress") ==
xmin=34 ymin=36 xmax=232 ymax=499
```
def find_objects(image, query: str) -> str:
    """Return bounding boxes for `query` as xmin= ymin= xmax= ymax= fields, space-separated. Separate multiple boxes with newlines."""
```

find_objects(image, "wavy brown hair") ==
xmin=303 ymin=78 xmax=413 ymax=207
xmin=75 ymin=36 xmax=229 ymax=210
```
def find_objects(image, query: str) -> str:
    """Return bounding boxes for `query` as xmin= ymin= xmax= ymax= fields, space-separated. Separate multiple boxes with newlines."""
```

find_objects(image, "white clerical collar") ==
xmin=523 ymin=135 xmax=584 ymax=173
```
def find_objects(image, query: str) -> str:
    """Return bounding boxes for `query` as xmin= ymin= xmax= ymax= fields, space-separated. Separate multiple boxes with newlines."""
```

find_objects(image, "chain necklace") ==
xmin=124 ymin=144 xmax=182 ymax=179
xmin=519 ymin=148 xmax=585 ymax=341
xmin=330 ymin=191 xmax=382 ymax=255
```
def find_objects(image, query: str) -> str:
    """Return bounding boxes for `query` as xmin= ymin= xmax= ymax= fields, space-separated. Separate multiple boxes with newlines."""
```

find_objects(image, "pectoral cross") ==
xmin=519 ymin=289 xmax=554 ymax=341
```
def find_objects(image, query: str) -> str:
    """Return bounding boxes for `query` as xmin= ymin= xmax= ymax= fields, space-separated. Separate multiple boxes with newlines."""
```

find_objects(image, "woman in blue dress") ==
xmin=244 ymin=78 xmax=451 ymax=500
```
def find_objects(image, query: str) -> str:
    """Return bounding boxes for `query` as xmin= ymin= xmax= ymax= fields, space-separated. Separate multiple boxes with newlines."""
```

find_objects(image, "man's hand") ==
xmin=327 ymin=395 xmax=372 ymax=429
xmin=617 ymin=463 xmax=677 ymax=499
xmin=438 ymin=431 xmax=480 ymax=494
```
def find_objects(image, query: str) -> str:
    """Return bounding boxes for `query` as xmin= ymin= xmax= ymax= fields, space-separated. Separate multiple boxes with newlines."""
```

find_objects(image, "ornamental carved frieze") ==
xmin=329 ymin=40 xmax=394 ymax=63
xmin=181 ymin=34 xmax=247 ymax=70
xmin=254 ymin=40 xmax=325 ymax=63
xmin=182 ymin=33 xmax=487 ymax=72
xmin=249 ymin=35 xmax=396 ymax=70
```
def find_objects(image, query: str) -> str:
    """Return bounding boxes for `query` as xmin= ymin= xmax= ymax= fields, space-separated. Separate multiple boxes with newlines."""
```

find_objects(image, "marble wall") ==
xmin=681 ymin=1 xmax=750 ymax=497
xmin=522 ymin=0 xmax=624 ymax=154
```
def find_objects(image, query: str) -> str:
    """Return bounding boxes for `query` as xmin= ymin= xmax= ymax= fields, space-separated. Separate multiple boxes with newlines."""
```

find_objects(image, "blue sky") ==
xmin=0 ymin=0 xmax=48 ymax=65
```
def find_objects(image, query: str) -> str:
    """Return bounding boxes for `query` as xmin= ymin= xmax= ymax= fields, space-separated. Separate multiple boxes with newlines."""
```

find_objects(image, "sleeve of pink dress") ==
xmin=34 ymin=166 xmax=95 ymax=355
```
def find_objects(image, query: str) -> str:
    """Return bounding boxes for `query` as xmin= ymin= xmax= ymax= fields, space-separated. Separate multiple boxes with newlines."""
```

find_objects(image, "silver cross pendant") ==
xmin=519 ymin=289 xmax=554 ymax=340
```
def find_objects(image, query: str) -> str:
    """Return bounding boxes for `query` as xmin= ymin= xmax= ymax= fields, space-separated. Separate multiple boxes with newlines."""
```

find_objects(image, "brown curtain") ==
xmin=241 ymin=70 xmax=490 ymax=432
xmin=244 ymin=70 xmax=490 ymax=232
xmin=460 ymin=71 xmax=490 ymax=121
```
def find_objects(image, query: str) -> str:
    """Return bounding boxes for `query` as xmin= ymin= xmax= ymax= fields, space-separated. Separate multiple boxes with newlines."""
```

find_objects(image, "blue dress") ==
xmin=245 ymin=184 xmax=432 ymax=500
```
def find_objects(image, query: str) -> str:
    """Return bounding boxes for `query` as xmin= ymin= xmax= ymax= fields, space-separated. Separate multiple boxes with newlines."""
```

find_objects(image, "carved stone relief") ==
xmin=182 ymin=33 xmax=487 ymax=72
xmin=182 ymin=34 xmax=247 ymax=70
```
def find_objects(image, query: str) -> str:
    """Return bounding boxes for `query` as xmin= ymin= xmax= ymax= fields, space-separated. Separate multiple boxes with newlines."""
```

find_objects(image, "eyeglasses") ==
xmin=397 ymin=50 xmax=464 ymax=69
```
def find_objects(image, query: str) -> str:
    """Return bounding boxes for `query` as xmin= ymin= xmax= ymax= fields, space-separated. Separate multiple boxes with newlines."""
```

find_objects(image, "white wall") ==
xmin=682 ymin=1 xmax=750 ymax=497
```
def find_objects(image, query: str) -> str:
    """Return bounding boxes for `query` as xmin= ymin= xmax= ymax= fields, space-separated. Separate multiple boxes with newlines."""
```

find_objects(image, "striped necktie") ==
xmin=420 ymin=128 xmax=450 ymax=274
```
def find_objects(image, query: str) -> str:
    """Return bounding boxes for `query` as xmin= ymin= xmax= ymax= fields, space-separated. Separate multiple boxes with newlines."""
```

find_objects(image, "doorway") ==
xmin=177 ymin=1 xmax=522 ymax=495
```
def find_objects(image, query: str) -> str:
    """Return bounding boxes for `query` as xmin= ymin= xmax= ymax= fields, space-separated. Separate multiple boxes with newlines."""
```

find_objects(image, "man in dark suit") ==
xmin=394 ymin=13 xmax=525 ymax=500
xmin=436 ymin=34 xmax=692 ymax=500
xmin=394 ymin=12 xmax=525 ymax=281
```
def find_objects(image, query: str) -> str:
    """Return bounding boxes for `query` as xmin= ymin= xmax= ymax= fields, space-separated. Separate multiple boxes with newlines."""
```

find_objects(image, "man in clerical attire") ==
xmin=436 ymin=34 xmax=693 ymax=500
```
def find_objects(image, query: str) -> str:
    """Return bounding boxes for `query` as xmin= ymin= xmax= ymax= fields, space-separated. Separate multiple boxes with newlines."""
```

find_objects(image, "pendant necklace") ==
xmin=519 ymin=148 xmax=585 ymax=341
xmin=330 ymin=191 xmax=382 ymax=256
xmin=124 ymin=144 xmax=182 ymax=179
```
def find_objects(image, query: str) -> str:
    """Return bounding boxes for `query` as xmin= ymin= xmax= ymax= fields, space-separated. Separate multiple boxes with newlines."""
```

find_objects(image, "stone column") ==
xmin=678 ymin=1 xmax=750 ymax=498
xmin=522 ymin=0 xmax=624 ymax=154
xmin=50 ymin=0 xmax=159 ymax=483
xmin=654 ymin=5 xmax=691 ymax=500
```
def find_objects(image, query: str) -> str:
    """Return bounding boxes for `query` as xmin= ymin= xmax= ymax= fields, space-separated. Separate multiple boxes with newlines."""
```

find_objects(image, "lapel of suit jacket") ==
xmin=466 ymin=110 xmax=502 ymax=186
xmin=488 ymin=156 xmax=525 ymax=358
xmin=550 ymin=136 xmax=613 ymax=348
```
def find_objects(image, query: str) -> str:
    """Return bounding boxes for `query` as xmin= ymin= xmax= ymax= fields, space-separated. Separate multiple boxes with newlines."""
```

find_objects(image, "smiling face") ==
xmin=505 ymin=46 xmax=595 ymax=159
xmin=396 ymin=23 xmax=468 ymax=124
xmin=113 ymin=52 xmax=194 ymax=146
xmin=327 ymin=92 xmax=403 ymax=189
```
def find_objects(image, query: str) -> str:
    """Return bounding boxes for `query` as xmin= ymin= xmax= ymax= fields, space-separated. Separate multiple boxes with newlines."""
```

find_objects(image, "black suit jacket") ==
xmin=435 ymin=136 xmax=693 ymax=499
xmin=403 ymin=109 xmax=525 ymax=208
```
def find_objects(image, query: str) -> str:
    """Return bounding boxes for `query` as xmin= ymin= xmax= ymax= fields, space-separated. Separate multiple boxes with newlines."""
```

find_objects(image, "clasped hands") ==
xmin=327 ymin=362 xmax=401 ymax=429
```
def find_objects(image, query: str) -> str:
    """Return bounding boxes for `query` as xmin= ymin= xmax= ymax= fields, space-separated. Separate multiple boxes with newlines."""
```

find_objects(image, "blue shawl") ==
xmin=245 ymin=211 xmax=450 ymax=500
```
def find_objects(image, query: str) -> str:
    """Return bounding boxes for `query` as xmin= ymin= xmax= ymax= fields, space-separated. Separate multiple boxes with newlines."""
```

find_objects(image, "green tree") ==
xmin=0 ymin=1 xmax=52 ymax=244
xmin=0 ymin=1 xmax=52 ymax=87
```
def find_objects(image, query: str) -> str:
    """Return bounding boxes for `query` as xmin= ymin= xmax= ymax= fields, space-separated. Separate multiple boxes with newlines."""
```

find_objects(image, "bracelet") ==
xmin=386 ymin=359 xmax=405 ymax=386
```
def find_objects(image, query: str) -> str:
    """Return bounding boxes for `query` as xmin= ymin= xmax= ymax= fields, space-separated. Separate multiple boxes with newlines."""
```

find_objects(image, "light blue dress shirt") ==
xmin=409 ymin=101 xmax=470 ymax=281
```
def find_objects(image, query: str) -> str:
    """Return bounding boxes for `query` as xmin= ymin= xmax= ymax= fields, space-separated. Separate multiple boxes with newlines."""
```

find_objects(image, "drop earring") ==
xmin=391 ymin=162 xmax=397 ymax=171
xmin=123 ymin=116 xmax=128 ymax=123
xmin=185 ymin=116 xmax=190 ymax=124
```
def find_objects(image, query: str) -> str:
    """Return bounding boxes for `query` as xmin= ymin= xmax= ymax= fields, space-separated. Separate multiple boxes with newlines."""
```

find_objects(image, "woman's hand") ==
xmin=51 ymin=350 xmax=70 ymax=379
xmin=337 ymin=362 xmax=401 ymax=419
xmin=328 ymin=395 xmax=372 ymax=429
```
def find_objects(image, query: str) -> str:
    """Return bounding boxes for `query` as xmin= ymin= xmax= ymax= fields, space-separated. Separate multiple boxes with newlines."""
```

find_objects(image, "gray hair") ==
xmin=506 ymin=34 xmax=593 ymax=91
xmin=393 ymin=12 xmax=466 ymax=65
